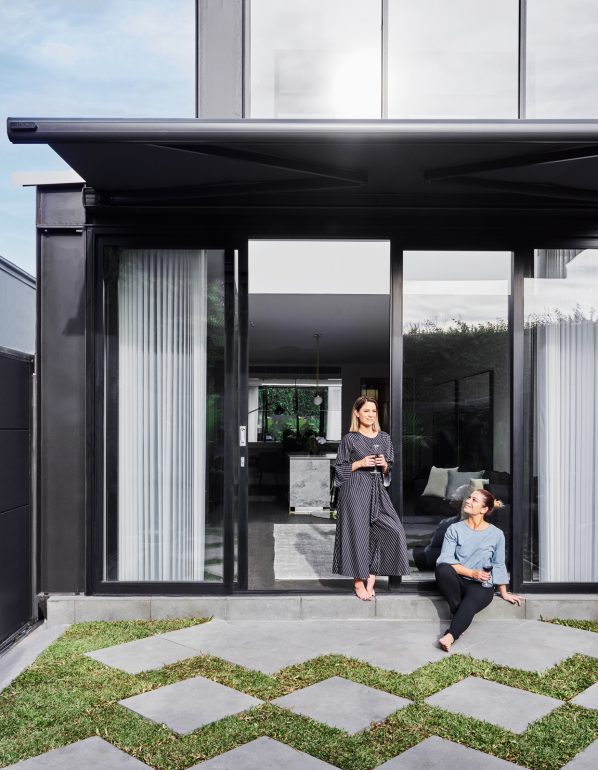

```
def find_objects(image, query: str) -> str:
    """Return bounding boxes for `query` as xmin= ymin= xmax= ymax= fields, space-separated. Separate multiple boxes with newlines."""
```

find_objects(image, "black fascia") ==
xmin=8 ymin=117 xmax=598 ymax=144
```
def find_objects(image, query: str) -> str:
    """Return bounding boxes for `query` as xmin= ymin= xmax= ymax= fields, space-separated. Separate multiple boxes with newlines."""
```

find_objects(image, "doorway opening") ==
xmin=247 ymin=240 xmax=390 ymax=590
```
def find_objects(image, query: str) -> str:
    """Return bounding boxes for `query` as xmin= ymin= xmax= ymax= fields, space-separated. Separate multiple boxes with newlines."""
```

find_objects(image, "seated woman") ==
xmin=435 ymin=488 xmax=522 ymax=651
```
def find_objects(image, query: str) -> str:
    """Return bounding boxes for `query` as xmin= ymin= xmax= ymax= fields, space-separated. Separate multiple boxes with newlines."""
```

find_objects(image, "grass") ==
xmin=0 ymin=618 xmax=596 ymax=769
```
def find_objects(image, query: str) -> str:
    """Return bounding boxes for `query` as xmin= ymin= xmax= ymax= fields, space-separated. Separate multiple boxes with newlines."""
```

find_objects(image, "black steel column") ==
xmin=237 ymin=244 xmax=248 ymax=590
xmin=510 ymin=249 xmax=532 ymax=592
xmin=390 ymin=243 xmax=403 ymax=517
xmin=223 ymin=249 xmax=238 ymax=592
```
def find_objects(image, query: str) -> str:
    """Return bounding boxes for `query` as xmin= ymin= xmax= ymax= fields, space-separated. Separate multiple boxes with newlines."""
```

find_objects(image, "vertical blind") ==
xmin=535 ymin=250 xmax=598 ymax=581
xmin=117 ymin=249 xmax=207 ymax=581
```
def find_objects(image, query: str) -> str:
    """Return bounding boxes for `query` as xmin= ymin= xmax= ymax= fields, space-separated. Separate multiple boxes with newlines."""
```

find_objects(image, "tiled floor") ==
xmin=5 ymin=617 xmax=598 ymax=769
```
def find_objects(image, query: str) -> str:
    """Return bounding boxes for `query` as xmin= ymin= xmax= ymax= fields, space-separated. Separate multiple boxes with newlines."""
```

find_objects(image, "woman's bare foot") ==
xmin=354 ymin=579 xmax=370 ymax=601
xmin=366 ymin=574 xmax=376 ymax=599
xmin=438 ymin=632 xmax=454 ymax=652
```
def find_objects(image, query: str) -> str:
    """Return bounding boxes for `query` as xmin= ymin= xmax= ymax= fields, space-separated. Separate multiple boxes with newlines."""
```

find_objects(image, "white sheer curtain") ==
xmin=117 ymin=249 xmax=207 ymax=581
xmin=535 ymin=250 xmax=598 ymax=581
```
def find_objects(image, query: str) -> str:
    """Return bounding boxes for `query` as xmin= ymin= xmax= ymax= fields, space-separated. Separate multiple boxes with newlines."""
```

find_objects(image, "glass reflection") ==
xmin=524 ymin=250 xmax=598 ymax=581
xmin=248 ymin=0 xmax=382 ymax=118
xmin=402 ymin=252 xmax=511 ymax=581
xmin=387 ymin=0 xmax=518 ymax=118
xmin=527 ymin=0 xmax=598 ymax=117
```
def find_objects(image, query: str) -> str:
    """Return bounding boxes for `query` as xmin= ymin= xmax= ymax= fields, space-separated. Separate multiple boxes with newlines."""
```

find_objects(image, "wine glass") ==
xmin=482 ymin=563 xmax=493 ymax=584
xmin=371 ymin=443 xmax=381 ymax=474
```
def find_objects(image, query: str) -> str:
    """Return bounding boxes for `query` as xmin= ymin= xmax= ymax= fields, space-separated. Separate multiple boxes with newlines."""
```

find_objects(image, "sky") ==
xmin=0 ymin=0 xmax=195 ymax=275
xmin=2 ymin=0 xmax=598 ymax=276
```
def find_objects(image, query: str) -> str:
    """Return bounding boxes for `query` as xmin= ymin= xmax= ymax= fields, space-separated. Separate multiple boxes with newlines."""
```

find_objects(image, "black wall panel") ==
xmin=39 ymin=229 xmax=86 ymax=592
xmin=0 ymin=506 xmax=31 ymax=643
xmin=0 ymin=354 xmax=30 ymax=429
xmin=0 ymin=350 xmax=32 ymax=646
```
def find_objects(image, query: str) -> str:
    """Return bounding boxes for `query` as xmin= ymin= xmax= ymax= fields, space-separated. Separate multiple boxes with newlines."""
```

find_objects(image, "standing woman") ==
xmin=436 ymin=489 xmax=523 ymax=651
xmin=333 ymin=395 xmax=410 ymax=599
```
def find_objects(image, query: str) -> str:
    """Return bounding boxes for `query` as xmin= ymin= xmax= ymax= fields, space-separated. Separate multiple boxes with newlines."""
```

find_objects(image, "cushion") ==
xmin=450 ymin=483 xmax=470 ymax=502
xmin=446 ymin=468 xmax=484 ymax=499
xmin=421 ymin=465 xmax=457 ymax=498
xmin=468 ymin=477 xmax=489 ymax=493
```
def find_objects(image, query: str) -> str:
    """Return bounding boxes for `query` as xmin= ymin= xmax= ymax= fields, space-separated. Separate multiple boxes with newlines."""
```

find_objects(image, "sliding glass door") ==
xmin=99 ymin=245 xmax=234 ymax=589
xmin=402 ymin=251 xmax=512 ymax=581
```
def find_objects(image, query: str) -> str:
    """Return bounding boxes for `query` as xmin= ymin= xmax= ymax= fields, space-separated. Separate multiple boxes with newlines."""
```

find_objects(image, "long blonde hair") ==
xmin=349 ymin=395 xmax=381 ymax=432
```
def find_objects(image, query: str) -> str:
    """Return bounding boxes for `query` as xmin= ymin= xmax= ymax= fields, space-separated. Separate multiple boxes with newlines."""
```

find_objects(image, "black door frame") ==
xmin=83 ymin=217 xmax=598 ymax=596
xmin=88 ymin=229 xmax=241 ymax=595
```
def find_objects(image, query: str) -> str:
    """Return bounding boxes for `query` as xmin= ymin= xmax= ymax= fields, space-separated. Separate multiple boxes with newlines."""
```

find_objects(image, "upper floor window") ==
xmin=387 ymin=0 xmax=519 ymax=118
xmin=248 ymin=0 xmax=382 ymax=118
xmin=526 ymin=0 xmax=598 ymax=117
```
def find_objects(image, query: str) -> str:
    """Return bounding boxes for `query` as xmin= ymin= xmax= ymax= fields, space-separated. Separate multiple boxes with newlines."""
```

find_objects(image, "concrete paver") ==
xmin=571 ymin=682 xmax=598 ymax=710
xmin=272 ymin=676 xmax=411 ymax=734
xmin=186 ymin=736 xmax=341 ymax=769
xmin=4 ymin=737 xmax=150 ymax=768
xmin=3 ymin=615 xmax=597 ymax=770
xmin=86 ymin=635 xmax=198 ymax=674
xmin=119 ymin=676 xmax=262 ymax=735
xmin=374 ymin=735 xmax=529 ymax=768
xmin=561 ymin=739 xmax=598 ymax=769
xmin=425 ymin=676 xmax=562 ymax=733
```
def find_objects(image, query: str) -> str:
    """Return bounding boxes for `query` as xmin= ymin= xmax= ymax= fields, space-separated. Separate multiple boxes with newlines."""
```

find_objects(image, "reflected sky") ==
xmin=525 ymin=250 xmax=598 ymax=320
xmin=404 ymin=251 xmax=511 ymax=329
xmin=527 ymin=0 xmax=598 ymax=117
xmin=249 ymin=0 xmax=382 ymax=118
xmin=388 ymin=0 xmax=519 ymax=118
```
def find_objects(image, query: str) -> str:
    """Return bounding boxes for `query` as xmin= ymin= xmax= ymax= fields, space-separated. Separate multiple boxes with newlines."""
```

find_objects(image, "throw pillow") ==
xmin=450 ymin=483 xmax=470 ymax=502
xmin=468 ymin=477 xmax=489 ymax=493
xmin=446 ymin=468 xmax=484 ymax=499
xmin=421 ymin=465 xmax=457 ymax=498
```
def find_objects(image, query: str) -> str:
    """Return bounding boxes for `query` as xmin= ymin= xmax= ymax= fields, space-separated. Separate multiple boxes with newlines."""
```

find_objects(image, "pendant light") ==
xmin=313 ymin=333 xmax=323 ymax=405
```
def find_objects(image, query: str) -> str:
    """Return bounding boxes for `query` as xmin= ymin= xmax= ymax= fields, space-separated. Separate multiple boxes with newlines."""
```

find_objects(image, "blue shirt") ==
xmin=437 ymin=521 xmax=509 ymax=587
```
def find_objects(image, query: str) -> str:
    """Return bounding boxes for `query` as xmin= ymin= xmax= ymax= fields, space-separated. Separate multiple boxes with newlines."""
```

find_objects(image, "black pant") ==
xmin=435 ymin=562 xmax=494 ymax=639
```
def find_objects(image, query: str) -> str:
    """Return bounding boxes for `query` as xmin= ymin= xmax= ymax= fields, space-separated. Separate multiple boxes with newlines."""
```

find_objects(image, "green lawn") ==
xmin=0 ymin=618 xmax=596 ymax=769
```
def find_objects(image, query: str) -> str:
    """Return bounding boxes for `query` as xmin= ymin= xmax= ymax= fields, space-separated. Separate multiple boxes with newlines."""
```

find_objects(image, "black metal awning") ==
xmin=7 ymin=118 xmax=598 ymax=209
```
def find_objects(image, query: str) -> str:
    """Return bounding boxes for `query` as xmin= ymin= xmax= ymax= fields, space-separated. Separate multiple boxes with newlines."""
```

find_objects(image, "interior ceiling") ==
xmin=249 ymin=294 xmax=389 ymax=365
xmin=8 ymin=118 xmax=598 ymax=209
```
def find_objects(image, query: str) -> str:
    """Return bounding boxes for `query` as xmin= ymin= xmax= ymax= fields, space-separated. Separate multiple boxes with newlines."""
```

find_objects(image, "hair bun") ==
xmin=493 ymin=499 xmax=504 ymax=509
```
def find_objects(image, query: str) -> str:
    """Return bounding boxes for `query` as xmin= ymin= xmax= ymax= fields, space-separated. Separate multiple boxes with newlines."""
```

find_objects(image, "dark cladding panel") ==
xmin=37 ymin=184 xmax=85 ymax=228
xmin=39 ymin=228 xmax=86 ymax=592
xmin=0 ymin=354 xmax=31 ymax=430
xmin=0 ymin=506 xmax=31 ymax=643
xmin=0 ymin=431 xmax=29 ymax=513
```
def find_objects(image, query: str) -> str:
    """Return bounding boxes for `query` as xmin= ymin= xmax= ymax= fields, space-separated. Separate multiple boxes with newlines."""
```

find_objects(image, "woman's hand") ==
xmin=374 ymin=455 xmax=388 ymax=473
xmin=499 ymin=591 xmax=523 ymax=606
xmin=352 ymin=455 xmax=376 ymax=471
xmin=471 ymin=568 xmax=492 ymax=582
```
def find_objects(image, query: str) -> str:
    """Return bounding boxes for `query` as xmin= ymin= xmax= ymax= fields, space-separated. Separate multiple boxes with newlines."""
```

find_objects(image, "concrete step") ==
xmin=44 ymin=593 xmax=598 ymax=626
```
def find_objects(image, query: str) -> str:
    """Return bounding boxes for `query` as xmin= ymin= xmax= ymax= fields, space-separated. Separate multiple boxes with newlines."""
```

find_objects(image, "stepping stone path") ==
xmin=272 ymin=675 xmax=411 ymax=734
xmin=119 ymin=675 xmax=262 ymax=735
xmin=375 ymin=735 xmax=528 ymax=768
xmin=561 ymin=739 xmax=598 ymax=769
xmin=425 ymin=676 xmax=562 ymax=733
xmin=571 ymin=681 xmax=598 ymax=710
xmin=7 ymin=618 xmax=598 ymax=769
xmin=5 ymin=736 xmax=151 ymax=768
xmin=186 ymin=736 xmax=341 ymax=768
